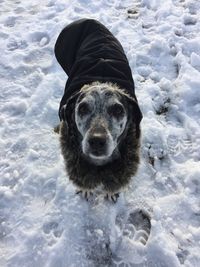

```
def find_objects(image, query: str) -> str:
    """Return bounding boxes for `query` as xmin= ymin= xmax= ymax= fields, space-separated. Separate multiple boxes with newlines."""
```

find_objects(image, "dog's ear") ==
xmin=126 ymin=95 xmax=143 ymax=138
xmin=59 ymin=91 xmax=81 ymax=126
xmin=60 ymin=104 xmax=67 ymax=121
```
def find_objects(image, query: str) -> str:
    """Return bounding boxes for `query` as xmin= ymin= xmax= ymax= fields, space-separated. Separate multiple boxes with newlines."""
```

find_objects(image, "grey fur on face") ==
xmin=75 ymin=83 xmax=128 ymax=165
xmin=59 ymin=81 xmax=142 ymax=195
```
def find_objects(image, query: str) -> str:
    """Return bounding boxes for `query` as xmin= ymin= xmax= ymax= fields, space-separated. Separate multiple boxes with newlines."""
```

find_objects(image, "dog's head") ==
xmin=61 ymin=82 xmax=142 ymax=165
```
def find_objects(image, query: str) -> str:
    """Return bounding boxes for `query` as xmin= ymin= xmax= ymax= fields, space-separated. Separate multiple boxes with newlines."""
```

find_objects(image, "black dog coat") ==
xmin=54 ymin=18 xmax=142 ymax=122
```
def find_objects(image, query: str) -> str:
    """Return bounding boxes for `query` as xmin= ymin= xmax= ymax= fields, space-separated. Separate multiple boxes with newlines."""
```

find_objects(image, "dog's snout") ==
xmin=89 ymin=134 xmax=106 ymax=148
xmin=88 ymin=133 xmax=107 ymax=156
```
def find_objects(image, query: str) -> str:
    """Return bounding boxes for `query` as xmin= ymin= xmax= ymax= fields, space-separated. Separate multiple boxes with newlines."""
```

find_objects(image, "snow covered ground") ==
xmin=0 ymin=0 xmax=200 ymax=266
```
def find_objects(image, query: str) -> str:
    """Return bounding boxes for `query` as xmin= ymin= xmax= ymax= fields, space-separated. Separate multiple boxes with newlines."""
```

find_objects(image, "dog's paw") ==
xmin=105 ymin=192 xmax=120 ymax=203
xmin=75 ymin=189 xmax=94 ymax=201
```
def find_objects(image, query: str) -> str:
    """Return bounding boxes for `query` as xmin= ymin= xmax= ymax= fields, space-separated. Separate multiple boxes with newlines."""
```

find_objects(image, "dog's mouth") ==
xmin=82 ymin=133 xmax=116 ymax=165
xmin=88 ymin=153 xmax=111 ymax=166
xmin=84 ymin=146 xmax=112 ymax=166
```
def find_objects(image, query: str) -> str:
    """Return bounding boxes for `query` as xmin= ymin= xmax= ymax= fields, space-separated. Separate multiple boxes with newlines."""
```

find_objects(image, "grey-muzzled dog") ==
xmin=54 ymin=19 xmax=143 ymax=202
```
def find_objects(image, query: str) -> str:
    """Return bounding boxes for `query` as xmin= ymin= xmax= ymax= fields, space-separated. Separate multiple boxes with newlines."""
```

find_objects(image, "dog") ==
xmin=54 ymin=19 xmax=142 ymax=202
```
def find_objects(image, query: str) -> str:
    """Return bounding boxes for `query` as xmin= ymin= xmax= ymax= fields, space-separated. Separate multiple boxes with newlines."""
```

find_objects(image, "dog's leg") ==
xmin=53 ymin=124 xmax=60 ymax=134
xmin=105 ymin=192 xmax=120 ymax=203
xmin=76 ymin=189 xmax=94 ymax=201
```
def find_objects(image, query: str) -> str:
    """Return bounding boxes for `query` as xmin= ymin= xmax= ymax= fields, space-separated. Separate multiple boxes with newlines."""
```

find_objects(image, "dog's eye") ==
xmin=107 ymin=103 xmax=125 ymax=118
xmin=78 ymin=102 xmax=91 ymax=116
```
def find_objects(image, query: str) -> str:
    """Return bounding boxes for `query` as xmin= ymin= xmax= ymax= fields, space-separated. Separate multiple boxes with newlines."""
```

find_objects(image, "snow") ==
xmin=0 ymin=0 xmax=200 ymax=266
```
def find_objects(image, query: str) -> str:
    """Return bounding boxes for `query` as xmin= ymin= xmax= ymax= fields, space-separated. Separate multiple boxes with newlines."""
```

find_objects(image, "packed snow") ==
xmin=0 ymin=0 xmax=200 ymax=266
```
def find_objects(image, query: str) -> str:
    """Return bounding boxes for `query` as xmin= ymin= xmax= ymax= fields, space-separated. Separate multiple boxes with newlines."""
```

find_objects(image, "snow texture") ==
xmin=0 ymin=0 xmax=200 ymax=266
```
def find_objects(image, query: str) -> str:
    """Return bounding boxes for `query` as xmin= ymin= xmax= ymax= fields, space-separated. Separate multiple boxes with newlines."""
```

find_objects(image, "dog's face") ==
xmin=61 ymin=83 xmax=142 ymax=166
xmin=75 ymin=84 xmax=128 ymax=165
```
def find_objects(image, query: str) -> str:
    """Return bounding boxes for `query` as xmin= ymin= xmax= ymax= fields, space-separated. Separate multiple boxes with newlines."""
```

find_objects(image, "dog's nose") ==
xmin=88 ymin=133 xmax=107 ymax=155
xmin=89 ymin=134 xmax=106 ymax=148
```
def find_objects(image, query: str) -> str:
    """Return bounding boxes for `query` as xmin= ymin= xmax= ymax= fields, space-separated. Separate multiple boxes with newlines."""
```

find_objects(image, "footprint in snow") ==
xmin=4 ymin=16 xmax=17 ymax=28
xmin=43 ymin=221 xmax=63 ymax=238
xmin=183 ymin=14 xmax=197 ymax=25
xmin=14 ymin=6 xmax=25 ymax=14
xmin=7 ymin=38 xmax=28 ymax=51
xmin=29 ymin=31 xmax=50 ymax=47
xmin=123 ymin=210 xmax=151 ymax=245
xmin=112 ymin=210 xmax=151 ymax=267
xmin=23 ymin=49 xmax=53 ymax=69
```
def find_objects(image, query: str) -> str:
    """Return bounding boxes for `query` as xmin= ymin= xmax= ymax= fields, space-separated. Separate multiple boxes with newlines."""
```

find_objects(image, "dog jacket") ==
xmin=54 ymin=18 xmax=141 ymax=120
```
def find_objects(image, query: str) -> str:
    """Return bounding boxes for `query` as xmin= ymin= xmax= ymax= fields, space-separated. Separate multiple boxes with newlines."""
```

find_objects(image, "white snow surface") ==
xmin=0 ymin=0 xmax=200 ymax=266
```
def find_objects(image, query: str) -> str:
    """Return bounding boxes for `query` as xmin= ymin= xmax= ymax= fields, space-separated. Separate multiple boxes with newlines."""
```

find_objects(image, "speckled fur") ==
xmin=59 ymin=84 xmax=141 ymax=193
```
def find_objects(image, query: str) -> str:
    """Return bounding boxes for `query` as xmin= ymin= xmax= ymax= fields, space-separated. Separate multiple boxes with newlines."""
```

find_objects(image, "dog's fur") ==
xmin=59 ymin=82 xmax=141 ymax=195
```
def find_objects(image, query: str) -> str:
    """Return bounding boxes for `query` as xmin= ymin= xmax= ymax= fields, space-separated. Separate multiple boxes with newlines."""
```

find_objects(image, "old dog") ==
xmin=54 ymin=19 xmax=142 ymax=202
